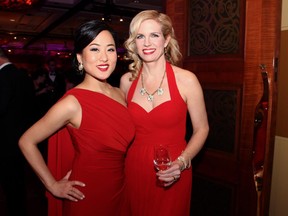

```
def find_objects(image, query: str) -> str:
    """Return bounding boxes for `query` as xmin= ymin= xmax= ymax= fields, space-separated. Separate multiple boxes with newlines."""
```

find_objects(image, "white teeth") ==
xmin=143 ymin=50 xmax=154 ymax=54
xmin=98 ymin=65 xmax=108 ymax=69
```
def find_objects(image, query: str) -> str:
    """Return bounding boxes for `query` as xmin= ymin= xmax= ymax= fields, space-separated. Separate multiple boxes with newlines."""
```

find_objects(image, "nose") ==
xmin=144 ymin=37 xmax=151 ymax=47
xmin=99 ymin=51 xmax=108 ymax=62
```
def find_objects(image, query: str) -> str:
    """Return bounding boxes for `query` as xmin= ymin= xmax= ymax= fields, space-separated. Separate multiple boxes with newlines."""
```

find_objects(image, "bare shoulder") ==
xmin=59 ymin=94 xmax=80 ymax=108
xmin=38 ymin=93 xmax=81 ymax=129
xmin=171 ymin=65 xmax=203 ymax=102
xmin=171 ymin=65 xmax=200 ymax=86
xmin=120 ymin=71 xmax=134 ymax=94
xmin=120 ymin=72 xmax=133 ymax=84
xmin=47 ymin=94 xmax=81 ymax=118
xmin=121 ymin=71 xmax=132 ymax=80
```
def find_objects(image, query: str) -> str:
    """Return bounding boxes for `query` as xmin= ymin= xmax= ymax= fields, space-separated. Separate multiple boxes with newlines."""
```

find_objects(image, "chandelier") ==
xmin=0 ymin=0 xmax=38 ymax=10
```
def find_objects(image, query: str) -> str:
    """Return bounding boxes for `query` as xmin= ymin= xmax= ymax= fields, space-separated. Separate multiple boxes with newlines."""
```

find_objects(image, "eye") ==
xmin=136 ymin=34 xmax=144 ymax=39
xmin=90 ymin=47 xmax=99 ymax=52
xmin=108 ymin=47 xmax=116 ymax=52
xmin=151 ymin=33 xmax=160 ymax=38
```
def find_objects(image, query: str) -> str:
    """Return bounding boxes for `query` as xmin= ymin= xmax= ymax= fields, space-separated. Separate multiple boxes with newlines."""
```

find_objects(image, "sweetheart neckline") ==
xmin=129 ymin=100 xmax=172 ymax=114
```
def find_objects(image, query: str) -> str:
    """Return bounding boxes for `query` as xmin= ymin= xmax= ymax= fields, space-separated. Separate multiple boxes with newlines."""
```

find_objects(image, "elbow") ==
xmin=18 ymin=135 xmax=28 ymax=153
xmin=200 ymin=123 xmax=209 ymax=142
xmin=206 ymin=123 xmax=210 ymax=135
xmin=205 ymin=123 xmax=209 ymax=139
xmin=18 ymin=136 xmax=24 ymax=151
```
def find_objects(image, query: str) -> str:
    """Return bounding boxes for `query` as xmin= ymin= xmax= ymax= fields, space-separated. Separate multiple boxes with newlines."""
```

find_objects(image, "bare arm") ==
xmin=182 ymin=71 xmax=209 ymax=160
xmin=158 ymin=67 xmax=209 ymax=186
xmin=19 ymin=95 xmax=85 ymax=201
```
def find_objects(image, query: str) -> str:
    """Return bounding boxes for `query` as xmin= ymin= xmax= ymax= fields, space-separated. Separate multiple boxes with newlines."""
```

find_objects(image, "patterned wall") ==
xmin=204 ymin=89 xmax=238 ymax=153
xmin=188 ymin=0 xmax=241 ymax=55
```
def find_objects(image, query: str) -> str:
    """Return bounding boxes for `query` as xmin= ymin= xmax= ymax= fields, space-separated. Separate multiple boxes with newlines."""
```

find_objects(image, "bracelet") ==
xmin=177 ymin=156 xmax=186 ymax=171
xmin=177 ymin=155 xmax=190 ymax=171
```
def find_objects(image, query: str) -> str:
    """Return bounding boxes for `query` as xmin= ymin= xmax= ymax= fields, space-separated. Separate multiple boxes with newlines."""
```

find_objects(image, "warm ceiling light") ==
xmin=0 ymin=0 xmax=38 ymax=10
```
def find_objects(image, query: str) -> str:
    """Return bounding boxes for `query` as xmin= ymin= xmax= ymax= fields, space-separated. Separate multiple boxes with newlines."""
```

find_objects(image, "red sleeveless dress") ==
xmin=125 ymin=62 xmax=192 ymax=216
xmin=47 ymin=88 xmax=135 ymax=216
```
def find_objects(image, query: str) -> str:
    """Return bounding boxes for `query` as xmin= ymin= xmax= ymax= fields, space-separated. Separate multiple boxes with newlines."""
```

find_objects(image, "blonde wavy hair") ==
xmin=124 ymin=10 xmax=182 ymax=80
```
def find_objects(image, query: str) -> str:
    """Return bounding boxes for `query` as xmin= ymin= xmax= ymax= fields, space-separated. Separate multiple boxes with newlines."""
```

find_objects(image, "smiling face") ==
xmin=77 ymin=30 xmax=117 ymax=81
xmin=135 ymin=19 xmax=169 ymax=63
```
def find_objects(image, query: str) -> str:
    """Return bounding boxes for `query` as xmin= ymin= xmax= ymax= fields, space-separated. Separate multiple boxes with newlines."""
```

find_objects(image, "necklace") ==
xmin=140 ymin=70 xmax=166 ymax=102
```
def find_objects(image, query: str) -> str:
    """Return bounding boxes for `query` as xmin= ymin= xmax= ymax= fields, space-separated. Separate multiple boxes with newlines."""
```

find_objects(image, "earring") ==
xmin=78 ymin=63 xmax=83 ymax=73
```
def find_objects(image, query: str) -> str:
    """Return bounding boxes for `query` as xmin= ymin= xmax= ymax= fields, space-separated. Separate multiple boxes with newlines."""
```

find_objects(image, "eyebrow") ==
xmin=137 ymin=32 xmax=161 ymax=35
xmin=89 ymin=43 xmax=115 ymax=47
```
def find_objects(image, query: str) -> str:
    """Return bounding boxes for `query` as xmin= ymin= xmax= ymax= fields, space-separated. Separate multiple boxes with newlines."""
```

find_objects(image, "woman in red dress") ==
xmin=19 ymin=20 xmax=135 ymax=216
xmin=120 ymin=10 xmax=209 ymax=216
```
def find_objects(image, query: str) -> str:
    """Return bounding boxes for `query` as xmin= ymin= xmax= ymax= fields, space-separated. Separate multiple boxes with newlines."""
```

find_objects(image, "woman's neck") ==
xmin=142 ymin=60 xmax=166 ymax=77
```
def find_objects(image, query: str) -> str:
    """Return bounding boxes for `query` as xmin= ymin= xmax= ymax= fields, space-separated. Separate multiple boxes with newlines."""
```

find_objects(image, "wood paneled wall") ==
xmin=269 ymin=1 xmax=288 ymax=213
xmin=276 ymin=30 xmax=288 ymax=137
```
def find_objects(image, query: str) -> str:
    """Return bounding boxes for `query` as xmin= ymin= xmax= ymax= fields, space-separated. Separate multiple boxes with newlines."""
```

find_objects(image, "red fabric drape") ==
xmin=46 ymin=127 xmax=75 ymax=216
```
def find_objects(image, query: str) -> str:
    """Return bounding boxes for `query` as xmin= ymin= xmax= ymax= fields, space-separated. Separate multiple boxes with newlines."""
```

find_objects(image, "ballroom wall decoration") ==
xmin=188 ymin=0 xmax=240 ymax=55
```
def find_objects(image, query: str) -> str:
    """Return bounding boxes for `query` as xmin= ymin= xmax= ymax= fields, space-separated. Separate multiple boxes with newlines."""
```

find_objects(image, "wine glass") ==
xmin=153 ymin=145 xmax=171 ymax=186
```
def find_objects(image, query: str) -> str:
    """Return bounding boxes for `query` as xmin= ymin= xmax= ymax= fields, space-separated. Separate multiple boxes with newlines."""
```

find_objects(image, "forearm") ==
xmin=19 ymin=138 xmax=56 ymax=191
xmin=179 ymin=126 xmax=209 ymax=169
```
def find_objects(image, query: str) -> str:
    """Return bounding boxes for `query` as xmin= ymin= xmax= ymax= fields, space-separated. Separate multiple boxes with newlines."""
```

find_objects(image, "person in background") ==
xmin=0 ymin=48 xmax=35 ymax=216
xmin=18 ymin=20 xmax=135 ymax=216
xmin=120 ymin=10 xmax=209 ymax=216
xmin=44 ymin=57 xmax=66 ymax=107
xmin=30 ymin=68 xmax=55 ymax=165
xmin=63 ymin=68 xmax=84 ymax=92
xmin=31 ymin=68 xmax=54 ymax=120
xmin=32 ymin=68 xmax=49 ymax=96
xmin=31 ymin=60 xmax=70 ymax=163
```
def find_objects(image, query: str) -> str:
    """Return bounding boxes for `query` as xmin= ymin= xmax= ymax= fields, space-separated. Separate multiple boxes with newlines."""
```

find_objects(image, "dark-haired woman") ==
xmin=19 ymin=20 xmax=135 ymax=216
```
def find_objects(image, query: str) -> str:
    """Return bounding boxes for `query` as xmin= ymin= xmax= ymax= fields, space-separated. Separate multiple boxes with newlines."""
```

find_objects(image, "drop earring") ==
xmin=78 ymin=63 xmax=84 ymax=74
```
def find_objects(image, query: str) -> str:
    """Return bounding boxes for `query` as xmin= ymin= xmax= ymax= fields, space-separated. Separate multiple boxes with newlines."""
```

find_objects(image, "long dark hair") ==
xmin=72 ymin=20 xmax=118 ymax=72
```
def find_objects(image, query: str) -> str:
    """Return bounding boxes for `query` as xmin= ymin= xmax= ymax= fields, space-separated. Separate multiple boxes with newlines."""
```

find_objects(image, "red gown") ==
xmin=125 ymin=62 xmax=192 ymax=216
xmin=47 ymin=88 xmax=135 ymax=216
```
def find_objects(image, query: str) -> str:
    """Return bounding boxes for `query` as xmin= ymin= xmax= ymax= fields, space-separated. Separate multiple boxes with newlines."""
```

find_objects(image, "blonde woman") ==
xmin=120 ymin=10 xmax=209 ymax=216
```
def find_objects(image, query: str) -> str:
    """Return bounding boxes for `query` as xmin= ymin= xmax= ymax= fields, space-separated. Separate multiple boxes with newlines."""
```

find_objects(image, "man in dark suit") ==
xmin=0 ymin=48 xmax=35 ymax=216
xmin=44 ymin=58 xmax=66 ymax=108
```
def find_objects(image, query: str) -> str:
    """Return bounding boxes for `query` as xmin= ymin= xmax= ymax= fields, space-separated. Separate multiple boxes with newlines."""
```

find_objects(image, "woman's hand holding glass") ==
xmin=153 ymin=145 xmax=171 ymax=171
xmin=154 ymin=145 xmax=182 ymax=187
